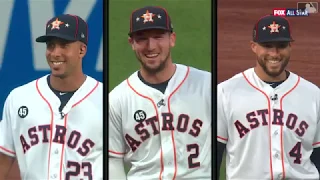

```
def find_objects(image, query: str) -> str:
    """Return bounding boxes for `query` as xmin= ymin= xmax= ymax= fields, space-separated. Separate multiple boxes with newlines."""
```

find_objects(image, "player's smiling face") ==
xmin=129 ymin=29 xmax=176 ymax=73
xmin=46 ymin=37 xmax=86 ymax=78
xmin=251 ymin=41 xmax=291 ymax=78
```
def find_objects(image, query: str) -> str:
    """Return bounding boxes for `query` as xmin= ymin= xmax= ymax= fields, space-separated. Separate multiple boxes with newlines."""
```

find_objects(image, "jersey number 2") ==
xmin=289 ymin=142 xmax=302 ymax=164
xmin=187 ymin=144 xmax=200 ymax=168
xmin=65 ymin=161 xmax=92 ymax=180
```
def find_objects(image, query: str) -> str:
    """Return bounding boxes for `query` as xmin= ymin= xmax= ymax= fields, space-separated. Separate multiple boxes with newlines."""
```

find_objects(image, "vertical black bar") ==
xmin=212 ymin=0 xmax=218 ymax=179
xmin=103 ymin=0 xmax=109 ymax=179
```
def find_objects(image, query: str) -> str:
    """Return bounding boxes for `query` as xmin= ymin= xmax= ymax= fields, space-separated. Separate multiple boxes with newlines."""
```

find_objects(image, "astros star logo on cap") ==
xmin=268 ymin=21 xmax=281 ymax=34
xmin=50 ymin=18 xmax=64 ymax=30
xmin=141 ymin=10 xmax=155 ymax=24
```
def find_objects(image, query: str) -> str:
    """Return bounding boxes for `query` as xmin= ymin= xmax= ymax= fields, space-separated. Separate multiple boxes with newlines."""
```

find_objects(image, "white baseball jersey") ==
xmin=217 ymin=68 xmax=320 ymax=180
xmin=109 ymin=64 xmax=212 ymax=180
xmin=0 ymin=75 xmax=103 ymax=180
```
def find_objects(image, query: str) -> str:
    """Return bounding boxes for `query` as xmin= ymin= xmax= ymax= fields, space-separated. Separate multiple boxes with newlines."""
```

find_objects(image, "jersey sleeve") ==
xmin=0 ymin=92 xmax=16 ymax=157
xmin=313 ymin=120 xmax=320 ymax=148
xmin=108 ymin=92 xmax=126 ymax=158
xmin=217 ymin=84 xmax=228 ymax=144
xmin=313 ymin=95 xmax=320 ymax=148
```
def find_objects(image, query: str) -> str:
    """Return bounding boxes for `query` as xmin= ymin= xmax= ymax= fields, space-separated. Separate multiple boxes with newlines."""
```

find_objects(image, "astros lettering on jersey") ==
xmin=217 ymin=68 xmax=320 ymax=179
xmin=109 ymin=64 xmax=212 ymax=179
xmin=0 ymin=75 xmax=103 ymax=180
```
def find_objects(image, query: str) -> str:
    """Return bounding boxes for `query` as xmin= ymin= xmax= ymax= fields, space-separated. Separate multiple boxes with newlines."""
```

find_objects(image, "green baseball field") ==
xmin=108 ymin=0 xmax=225 ymax=179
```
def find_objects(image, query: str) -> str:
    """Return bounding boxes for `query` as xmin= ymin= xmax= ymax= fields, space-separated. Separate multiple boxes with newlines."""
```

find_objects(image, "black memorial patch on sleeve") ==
xmin=18 ymin=106 xmax=29 ymax=118
xmin=134 ymin=110 xmax=147 ymax=122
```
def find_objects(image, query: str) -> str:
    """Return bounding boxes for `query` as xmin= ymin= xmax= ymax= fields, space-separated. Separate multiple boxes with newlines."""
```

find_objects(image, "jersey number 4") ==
xmin=66 ymin=161 xmax=92 ymax=180
xmin=289 ymin=142 xmax=302 ymax=164
xmin=187 ymin=144 xmax=200 ymax=168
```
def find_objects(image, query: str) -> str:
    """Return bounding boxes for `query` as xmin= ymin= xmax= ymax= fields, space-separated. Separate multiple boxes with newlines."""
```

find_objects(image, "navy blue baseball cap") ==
xmin=36 ymin=14 xmax=88 ymax=45
xmin=252 ymin=15 xmax=294 ymax=43
xmin=129 ymin=6 xmax=173 ymax=36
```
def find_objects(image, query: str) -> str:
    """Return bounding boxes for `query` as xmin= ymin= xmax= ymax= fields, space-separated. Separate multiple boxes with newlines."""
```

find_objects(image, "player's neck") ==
xmin=140 ymin=63 xmax=176 ymax=84
xmin=254 ymin=66 xmax=287 ymax=82
xmin=49 ymin=71 xmax=86 ymax=92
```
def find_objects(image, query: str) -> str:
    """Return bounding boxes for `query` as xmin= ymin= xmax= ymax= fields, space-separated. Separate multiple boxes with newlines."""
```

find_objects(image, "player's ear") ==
xmin=79 ymin=43 xmax=87 ymax=58
xmin=128 ymin=37 xmax=135 ymax=50
xmin=169 ymin=32 xmax=176 ymax=48
xmin=250 ymin=41 xmax=257 ymax=54
xmin=288 ymin=42 xmax=292 ymax=52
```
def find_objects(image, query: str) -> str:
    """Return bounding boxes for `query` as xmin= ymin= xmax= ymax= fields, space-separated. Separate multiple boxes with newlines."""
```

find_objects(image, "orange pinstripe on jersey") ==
xmin=243 ymin=72 xmax=300 ymax=180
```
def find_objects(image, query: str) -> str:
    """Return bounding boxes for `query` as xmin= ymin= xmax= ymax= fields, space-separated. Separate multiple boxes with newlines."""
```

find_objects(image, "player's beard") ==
xmin=135 ymin=51 xmax=170 ymax=74
xmin=257 ymin=55 xmax=290 ymax=77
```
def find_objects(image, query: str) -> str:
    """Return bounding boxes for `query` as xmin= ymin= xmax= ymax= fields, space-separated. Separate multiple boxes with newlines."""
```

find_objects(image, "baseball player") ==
xmin=0 ymin=14 xmax=103 ymax=180
xmin=305 ymin=3 xmax=317 ymax=13
xmin=217 ymin=15 xmax=320 ymax=179
xmin=109 ymin=6 xmax=212 ymax=180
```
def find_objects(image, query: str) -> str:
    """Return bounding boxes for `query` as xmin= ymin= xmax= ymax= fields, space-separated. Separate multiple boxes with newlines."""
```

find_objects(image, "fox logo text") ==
xmin=273 ymin=9 xmax=286 ymax=16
